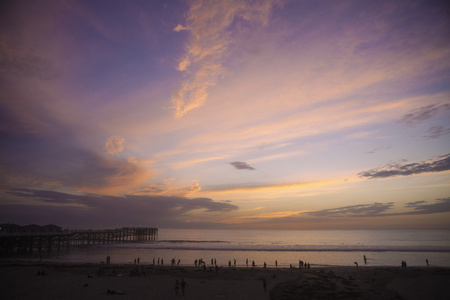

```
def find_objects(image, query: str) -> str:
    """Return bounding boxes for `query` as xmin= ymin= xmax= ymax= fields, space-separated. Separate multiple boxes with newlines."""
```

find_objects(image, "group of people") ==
xmin=152 ymin=257 xmax=164 ymax=265
xmin=173 ymin=278 xmax=187 ymax=296
xmin=171 ymin=258 xmax=181 ymax=266
xmin=401 ymin=260 xmax=407 ymax=269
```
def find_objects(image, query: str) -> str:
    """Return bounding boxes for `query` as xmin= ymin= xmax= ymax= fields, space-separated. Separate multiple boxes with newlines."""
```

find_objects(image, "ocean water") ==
xmin=8 ymin=229 xmax=450 ymax=267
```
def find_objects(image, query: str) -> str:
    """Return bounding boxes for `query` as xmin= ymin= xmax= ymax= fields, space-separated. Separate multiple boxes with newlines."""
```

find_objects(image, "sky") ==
xmin=1 ymin=0 xmax=449 ymax=230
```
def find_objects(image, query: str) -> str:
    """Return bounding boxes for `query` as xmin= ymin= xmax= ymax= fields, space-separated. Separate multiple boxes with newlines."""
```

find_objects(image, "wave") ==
xmin=100 ymin=242 xmax=450 ymax=252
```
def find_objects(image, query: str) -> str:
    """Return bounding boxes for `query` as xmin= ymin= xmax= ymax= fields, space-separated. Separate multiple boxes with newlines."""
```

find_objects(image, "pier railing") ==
xmin=0 ymin=227 xmax=158 ymax=254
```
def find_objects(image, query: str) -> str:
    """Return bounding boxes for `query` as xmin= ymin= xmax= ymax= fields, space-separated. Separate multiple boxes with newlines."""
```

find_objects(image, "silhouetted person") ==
xmin=426 ymin=259 xmax=429 ymax=266
xmin=174 ymin=280 xmax=179 ymax=295
xmin=137 ymin=257 xmax=140 ymax=264
xmin=246 ymin=258 xmax=248 ymax=268
xmin=275 ymin=260 xmax=278 ymax=269
xmin=264 ymin=262 xmax=266 ymax=269
xmin=181 ymin=278 xmax=186 ymax=296
xmin=363 ymin=255 xmax=367 ymax=264
xmin=354 ymin=262 xmax=358 ymax=267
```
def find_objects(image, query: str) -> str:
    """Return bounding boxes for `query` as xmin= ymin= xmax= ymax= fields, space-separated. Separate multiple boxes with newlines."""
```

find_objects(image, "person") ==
xmin=264 ymin=262 xmax=266 ymax=269
xmin=174 ymin=280 xmax=179 ymax=295
xmin=275 ymin=260 xmax=278 ymax=269
xmin=246 ymin=258 xmax=248 ymax=268
xmin=363 ymin=255 xmax=367 ymax=264
xmin=228 ymin=260 xmax=231 ymax=268
xmin=181 ymin=278 xmax=186 ymax=296
xmin=137 ymin=257 xmax=140 ymax=264
xmin=195 ymin=259 xmax=198 ymax=267
xmin=426 ymin=259 xmax=429 ymax=266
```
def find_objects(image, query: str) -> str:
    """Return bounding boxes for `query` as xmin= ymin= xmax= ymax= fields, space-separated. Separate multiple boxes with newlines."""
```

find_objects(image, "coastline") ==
xmin=1 ymin=262 xmax=449 ymax=299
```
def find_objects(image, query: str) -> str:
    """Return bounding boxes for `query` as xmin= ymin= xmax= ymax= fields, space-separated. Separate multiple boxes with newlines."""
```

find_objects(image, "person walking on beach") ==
xmin=181 ymin=278 xmax=186 ymax=296
xmin=275 ymin=260 xmax=278 ymax=269
xmin=174 ymin=279 xmax=179 ymax=295
xmin=364 ymin=255 xmax=367 ymax=264
xmin=246 ymin=258 xmax=248 ymax=268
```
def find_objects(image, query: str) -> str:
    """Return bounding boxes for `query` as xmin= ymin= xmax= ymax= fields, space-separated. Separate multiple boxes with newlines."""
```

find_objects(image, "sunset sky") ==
xmin=1 ymin=0 xmax=449 ymax=230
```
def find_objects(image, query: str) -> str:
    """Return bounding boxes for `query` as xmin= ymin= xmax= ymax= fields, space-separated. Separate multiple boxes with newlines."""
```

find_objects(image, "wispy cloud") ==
xmin=306 ymin=198 xmax=450 ymax=218
xmin=204 ymin=178 xmax=344 ymax=194
xmin=137 ymin=178 xmax=201 ymax=197
xmin=423 ymin=126 xmax=450 ymax=139
xmin=229 ymin=161 xmax=255 ymax=170
xmin=105 ymin=136 xmax=126 ymax=156
xmin=404 ymin=198 xmax=450 ymax=215
xmin=358 ymin=153 xmax=450 ymax=179
xmin=307 ymin=202 xmax=395 ymax=217
xmin=399 ymin=104 xmax=450 ymax=127
xmin=171 ymin=0 xmax=277 ymax=118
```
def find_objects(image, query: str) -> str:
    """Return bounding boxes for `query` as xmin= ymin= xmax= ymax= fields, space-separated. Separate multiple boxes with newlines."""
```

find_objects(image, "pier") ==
xmin=0 ymin=227 xmax=158 ymax=254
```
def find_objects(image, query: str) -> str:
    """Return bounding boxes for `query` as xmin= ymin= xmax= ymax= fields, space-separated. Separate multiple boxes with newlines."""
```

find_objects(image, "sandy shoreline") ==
xmin=1 ymin=262 xmax=449 ymax=299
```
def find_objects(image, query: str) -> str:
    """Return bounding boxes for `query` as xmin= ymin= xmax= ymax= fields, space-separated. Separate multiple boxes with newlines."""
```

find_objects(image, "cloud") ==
xmin=358 ymin=153 xmax=450 ymax=179
xmin=0 ymin=131 xmax=150 ymax=194
xmin=423 ymin=126 xmax=450 ymax=139
xmin=1 ymin=188 xmax=238 ymax=228
xmin=399 ymin=104 xmax=450 ymax=126
xmin=137 ymin=178 xmax=201 ymax=197
xmin=105 ymin=136 xmax=126 ymax=156
xmin=173 ymin=24 xmax=188 ymax=32
xmin=171 ymin=0 xmax=277 ymax=118
xmin=364 ymin=146 xmax=392 ymax=154
xmin=229 ymin=161 xmax=255 ymax=170
xmin=404 ymin=198 xmax=450 ymax=215
xmin=304 ymin=199 xmax=450 ymax=218
xmin=307 ymin=202 xmax=395 ymax=217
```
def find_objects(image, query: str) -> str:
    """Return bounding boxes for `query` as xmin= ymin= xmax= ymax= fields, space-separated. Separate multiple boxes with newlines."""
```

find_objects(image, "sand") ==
xmin=1 ymin=262 xmax=449 ymax=299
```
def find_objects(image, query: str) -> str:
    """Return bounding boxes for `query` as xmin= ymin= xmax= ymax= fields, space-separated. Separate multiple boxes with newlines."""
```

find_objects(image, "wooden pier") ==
xmin=0 ymin=227 xmax=158 ymax=254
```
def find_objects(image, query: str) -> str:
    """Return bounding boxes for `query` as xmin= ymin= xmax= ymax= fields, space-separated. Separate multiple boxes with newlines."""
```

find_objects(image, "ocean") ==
xmin=6 ymin=229 xmax=450 ymax=267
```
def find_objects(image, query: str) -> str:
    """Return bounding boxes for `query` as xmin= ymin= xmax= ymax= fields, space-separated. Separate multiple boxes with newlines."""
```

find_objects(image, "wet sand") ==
xmin=1 ymin=262 xmax=449 ymax=299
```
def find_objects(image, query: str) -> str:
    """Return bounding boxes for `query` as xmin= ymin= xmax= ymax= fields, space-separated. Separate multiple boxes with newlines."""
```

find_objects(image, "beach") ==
xmin=1 ymin=262 xmax=449 ymax=299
